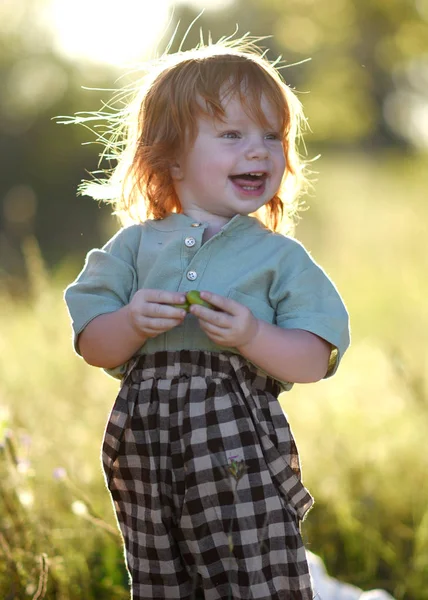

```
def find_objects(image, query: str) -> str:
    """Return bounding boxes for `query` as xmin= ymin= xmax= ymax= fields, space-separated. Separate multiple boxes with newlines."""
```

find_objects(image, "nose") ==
xmin=245 ymin=136 xmax=269 ymax=160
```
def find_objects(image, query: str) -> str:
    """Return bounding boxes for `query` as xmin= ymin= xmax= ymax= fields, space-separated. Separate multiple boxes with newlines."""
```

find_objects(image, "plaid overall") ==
xmin=102 ymin=350 xmax=314 ymax=599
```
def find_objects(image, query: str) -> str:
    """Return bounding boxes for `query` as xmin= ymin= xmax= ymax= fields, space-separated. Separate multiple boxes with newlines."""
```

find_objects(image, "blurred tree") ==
xmin=0 ymin=0 xmax=115 ymax=283
xmin=171 ymin=0 xmax=428 ymax=147
xmin=0 ymin=0 xmax=427 ymax=280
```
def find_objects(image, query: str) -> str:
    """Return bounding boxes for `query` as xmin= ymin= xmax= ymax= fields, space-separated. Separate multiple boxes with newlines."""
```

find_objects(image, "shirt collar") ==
xmin=147 ymin=212 xmax=268 ymax=235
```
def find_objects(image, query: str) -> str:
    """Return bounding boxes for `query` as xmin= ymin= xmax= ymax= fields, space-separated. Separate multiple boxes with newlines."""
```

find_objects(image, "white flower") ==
xmin=53 ymin=467 xmax=67 ymax=480
xmin=17 ymin=459 xmax=32 ymax=475
xmin=18 ymin=490 xmax=34 ymax=507
xmin=71 ymin=500 xmax=88 ymax=516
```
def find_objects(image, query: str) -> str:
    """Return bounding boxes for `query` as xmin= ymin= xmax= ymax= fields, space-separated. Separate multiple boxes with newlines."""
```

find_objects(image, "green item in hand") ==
xmin=186 ymin=290 xmax=216 ymax=310
xmin=172 ymin=290 xmax=216 ymax=312
xmin=172 ymin=301 xmax=191 ymax=311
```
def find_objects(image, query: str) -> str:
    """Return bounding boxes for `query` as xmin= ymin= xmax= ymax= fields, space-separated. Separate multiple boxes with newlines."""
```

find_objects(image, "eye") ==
xmin=265 ymin=132 xmax=281 ymax=141
xmin=221 ymin=131 xmax=240 ymax=139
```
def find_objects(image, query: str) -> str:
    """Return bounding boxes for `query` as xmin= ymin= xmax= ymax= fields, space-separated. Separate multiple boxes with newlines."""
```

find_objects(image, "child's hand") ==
xmin=189 ymin=291 xmax=259 ymax=348
xmin=127 ymin=289 xmax=187 ymax=338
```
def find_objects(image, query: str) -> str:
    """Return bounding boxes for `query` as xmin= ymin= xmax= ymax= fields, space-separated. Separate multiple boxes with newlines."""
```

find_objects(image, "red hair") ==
xmin=82 ymin=42 xmax=309 ymax=234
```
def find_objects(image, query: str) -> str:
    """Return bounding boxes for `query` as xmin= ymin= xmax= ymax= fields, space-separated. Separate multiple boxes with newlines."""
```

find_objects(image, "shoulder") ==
xmin=105 ymin=223 xmax=143 ymax=245
xmin=256 ymin=226 xmax=314 ymax=264
xmin=235 ymin=217 xmax=304 ymax=252
xmin=268 ymin=231 xmax=307 ymax=253
xmin=101 ymin=223 xmax=144 ymax=255
xmin=76 ymin=223 xmax=146 ymax=271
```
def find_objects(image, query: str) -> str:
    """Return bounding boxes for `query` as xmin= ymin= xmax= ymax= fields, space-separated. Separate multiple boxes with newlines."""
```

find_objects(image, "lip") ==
xmin=229 ymin=170 xmax=269 ymax=177
xmin=230 ymin=176 xmax=268 ymax=197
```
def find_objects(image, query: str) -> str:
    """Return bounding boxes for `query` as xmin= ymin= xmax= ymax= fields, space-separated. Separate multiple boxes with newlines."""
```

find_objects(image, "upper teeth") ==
xmin=246 ymin=172 xmax=263 ymax=176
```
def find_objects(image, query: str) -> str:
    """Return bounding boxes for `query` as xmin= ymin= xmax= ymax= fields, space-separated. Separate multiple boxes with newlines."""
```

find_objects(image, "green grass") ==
xmin=1 ymin=152 xmax=427 ymax=598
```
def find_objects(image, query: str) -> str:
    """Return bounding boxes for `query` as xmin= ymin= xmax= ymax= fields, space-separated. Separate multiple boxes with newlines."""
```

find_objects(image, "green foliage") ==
xmin=0 ymin=432 xmax=129 ymax=599
xmin=1 ymin=153 xmax=427 ymax=598
xmin=0 ymin=243 xmax=128 ymax=598
xmin=169 ymin=0 xmax=428 ymax=146
xmin=1 ymin=0 xmax=428 ymax=278
xmin=283 ymin=153 xmax=428 ymax=599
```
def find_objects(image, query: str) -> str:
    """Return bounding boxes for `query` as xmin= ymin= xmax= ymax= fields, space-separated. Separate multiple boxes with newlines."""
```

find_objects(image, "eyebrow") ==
xmin=215 ymin=118 xmax=280 ymax=130
xmin=223 ymin=108 xmax=281 ymax=127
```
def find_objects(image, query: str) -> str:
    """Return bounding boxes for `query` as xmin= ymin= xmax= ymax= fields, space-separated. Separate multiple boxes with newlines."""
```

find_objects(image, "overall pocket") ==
xmin=101 ymin=382 xmax=137 ymax=487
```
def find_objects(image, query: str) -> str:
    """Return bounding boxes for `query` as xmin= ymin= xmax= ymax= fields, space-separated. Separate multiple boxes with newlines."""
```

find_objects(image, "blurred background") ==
xmin=1 ymin=0 xmax=427 ymax=598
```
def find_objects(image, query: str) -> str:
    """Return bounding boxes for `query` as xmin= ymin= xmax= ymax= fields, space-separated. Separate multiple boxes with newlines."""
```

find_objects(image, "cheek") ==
xmin=182 ymin=143 xmax=233 ymax=184
xmin=274 ymin=151 xmax=287 ymax=177
xmin=201 ymin=153 xmax=230 ymax=178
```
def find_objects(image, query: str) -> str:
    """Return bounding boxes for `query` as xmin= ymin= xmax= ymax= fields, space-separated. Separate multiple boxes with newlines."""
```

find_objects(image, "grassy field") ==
xmin=1 ymin=152 xmax=427 ymax=599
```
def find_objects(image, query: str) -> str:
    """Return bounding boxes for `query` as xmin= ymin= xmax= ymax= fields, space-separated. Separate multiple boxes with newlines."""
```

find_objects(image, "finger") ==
xmin=198 ymin=321 xmax=229 ymax=344
xmin=198 ymin=320 xmax=225 ymax=336
xmin=145 ymin=318 xmax=185 ymax=334
xmin=144 ymin=289 xmax=187 ymax=305
xmin=198 ymin=291 xmax=239 ymax=315
xmin=190 ymin=304 xmax=230 ymax=328
xmin=147 ymin=303 xmax=187 ymax=319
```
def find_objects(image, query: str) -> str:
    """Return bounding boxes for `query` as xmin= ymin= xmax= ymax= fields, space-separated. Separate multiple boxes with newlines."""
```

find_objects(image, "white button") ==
xmin=191 ymin=222 xmax=201 ymax=227
xmin=186 ymin=271 xmax=197 ymax=281
xmin=185 ymin=237 xmax=196 ymax=247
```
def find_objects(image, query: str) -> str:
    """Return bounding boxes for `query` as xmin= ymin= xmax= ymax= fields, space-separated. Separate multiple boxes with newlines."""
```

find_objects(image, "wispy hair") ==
xmin=60 ymin=30 xmax=311 ymax=234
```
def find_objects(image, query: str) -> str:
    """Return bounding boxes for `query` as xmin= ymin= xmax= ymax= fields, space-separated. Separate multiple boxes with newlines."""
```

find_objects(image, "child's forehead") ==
xmin=224 ymin=94 xmax=280 ymax=122
xmin=196 ymin=91 xmax=283 ymax=127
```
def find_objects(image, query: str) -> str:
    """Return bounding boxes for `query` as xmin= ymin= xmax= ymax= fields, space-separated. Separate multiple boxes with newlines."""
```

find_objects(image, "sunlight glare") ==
xmin=186 ymin=0 xmax=235 ymax=9
xmin=49 ymin=0 xmax=172 ymax=66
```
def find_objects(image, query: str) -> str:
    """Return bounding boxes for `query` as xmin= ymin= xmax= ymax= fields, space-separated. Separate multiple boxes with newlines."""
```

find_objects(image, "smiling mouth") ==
xmin=229 ymin=172 xmax=267 ymax=190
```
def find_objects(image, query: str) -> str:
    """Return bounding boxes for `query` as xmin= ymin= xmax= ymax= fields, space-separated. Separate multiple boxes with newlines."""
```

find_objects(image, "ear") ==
xmin=170 ymin=161 xmax=184 ymax=181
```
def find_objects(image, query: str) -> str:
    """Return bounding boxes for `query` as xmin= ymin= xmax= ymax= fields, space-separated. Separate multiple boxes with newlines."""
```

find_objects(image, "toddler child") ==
xmin=65 ymin=38 xmax=350 ymax=600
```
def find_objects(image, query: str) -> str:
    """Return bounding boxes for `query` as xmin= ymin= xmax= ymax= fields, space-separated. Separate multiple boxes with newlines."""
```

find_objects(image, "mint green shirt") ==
xmin=64 ymin=213 xmax=350 ymax=389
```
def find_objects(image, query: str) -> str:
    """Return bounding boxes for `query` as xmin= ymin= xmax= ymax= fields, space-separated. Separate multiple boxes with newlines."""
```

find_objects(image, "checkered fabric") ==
xmin=102 ymin=350 xmax=314 ymax=600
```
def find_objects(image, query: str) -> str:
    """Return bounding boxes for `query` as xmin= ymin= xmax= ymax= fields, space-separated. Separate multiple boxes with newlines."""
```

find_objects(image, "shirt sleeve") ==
xmin=64 ymin=225 xmax=140 ymax=354
xmin=274 ymin=241 xmax=350 ymax=378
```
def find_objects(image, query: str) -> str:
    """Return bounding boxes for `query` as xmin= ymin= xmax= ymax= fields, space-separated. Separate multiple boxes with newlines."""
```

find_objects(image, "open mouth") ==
xmin=229 ymin=172 xmax=267 ymax=191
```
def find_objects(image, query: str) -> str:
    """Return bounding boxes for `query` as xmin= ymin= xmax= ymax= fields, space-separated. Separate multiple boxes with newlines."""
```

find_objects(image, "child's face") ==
xmin=171 ymin=93 xmax=286 ymax=224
